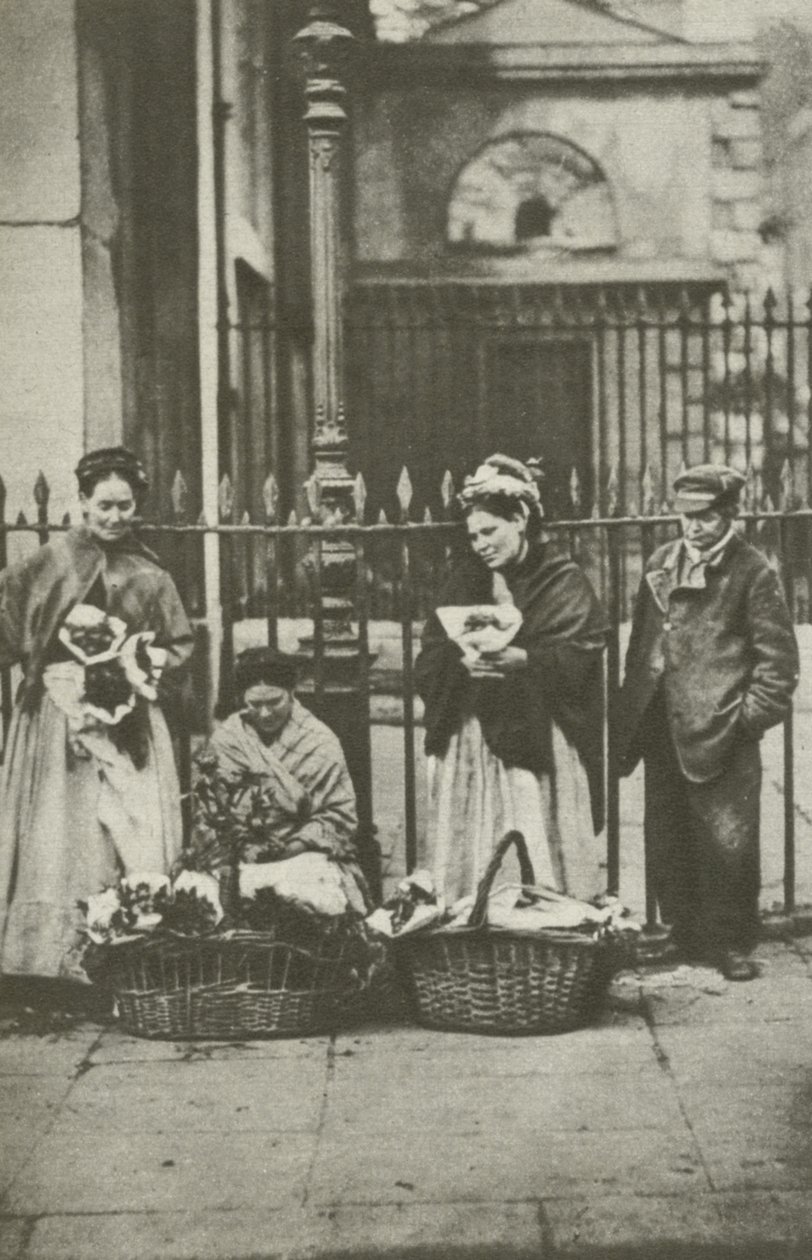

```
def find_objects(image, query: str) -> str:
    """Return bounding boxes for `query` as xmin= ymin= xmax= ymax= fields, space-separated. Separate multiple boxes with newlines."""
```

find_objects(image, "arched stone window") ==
xmin=447 ymin=131 xmax=618 ymax=254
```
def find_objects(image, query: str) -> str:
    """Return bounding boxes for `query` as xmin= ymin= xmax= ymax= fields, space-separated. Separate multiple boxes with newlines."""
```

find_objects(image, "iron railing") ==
xmin=344 ymin=284 xmax=812 ymax=524
xmin=1 ymin=467 xmax=809 ymax=923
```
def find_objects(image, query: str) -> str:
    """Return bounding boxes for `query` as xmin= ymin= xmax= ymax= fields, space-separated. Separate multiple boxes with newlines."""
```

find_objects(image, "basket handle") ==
xmin=467 ymin=830 xmax=536 ymax=929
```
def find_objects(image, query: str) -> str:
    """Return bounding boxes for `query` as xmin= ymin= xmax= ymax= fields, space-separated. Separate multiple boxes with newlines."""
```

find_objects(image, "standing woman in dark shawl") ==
xmin=415 ymin=454 xmax=608 ymax=902
xmin=0 ymin=447 xmax=193 ymax=981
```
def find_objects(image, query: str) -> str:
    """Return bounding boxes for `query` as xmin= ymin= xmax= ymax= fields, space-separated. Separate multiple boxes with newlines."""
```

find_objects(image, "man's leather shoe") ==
xmin=717 ymin=950 xmax=758 ymax=982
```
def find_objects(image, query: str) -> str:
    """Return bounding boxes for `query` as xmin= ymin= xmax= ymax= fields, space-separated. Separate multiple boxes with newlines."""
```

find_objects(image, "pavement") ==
xmin=1 ymin=623 xmax=810 ymax=1260
xmin=1 ymin=938 xmax=812 ymax=1260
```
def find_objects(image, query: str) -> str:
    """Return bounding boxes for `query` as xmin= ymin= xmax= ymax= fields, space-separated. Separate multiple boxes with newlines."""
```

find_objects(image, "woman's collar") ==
xmin=498 ymin=536 xmax=535 ymax=576
xmin=72 ymin=522 xmax=161 ymax=564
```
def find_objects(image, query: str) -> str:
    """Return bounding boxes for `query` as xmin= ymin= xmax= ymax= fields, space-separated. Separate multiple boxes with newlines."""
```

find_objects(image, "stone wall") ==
xmin=352 ymin=79 xmax=756 ymax=279
xmin=0 ymin=0 xmax=202 ymax=524
xmin=0 ymin=0 xmax=84 ymax=524
xmin=710 ymin=87 xmax=764 ymax=283
xmin=783 ymin=106 xmax=812 ymax=287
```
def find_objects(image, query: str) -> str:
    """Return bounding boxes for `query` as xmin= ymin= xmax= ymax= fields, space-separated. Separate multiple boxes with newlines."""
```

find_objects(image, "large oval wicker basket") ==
xmin=395 ymin=832 xmax=620 ymax=1036
xmin=85 ymin=927 xmax=359 ymax=1040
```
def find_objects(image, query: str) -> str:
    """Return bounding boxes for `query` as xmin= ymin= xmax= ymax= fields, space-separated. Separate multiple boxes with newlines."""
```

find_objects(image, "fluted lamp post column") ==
xmin=289 ymin=1 xmax=379 ymax=896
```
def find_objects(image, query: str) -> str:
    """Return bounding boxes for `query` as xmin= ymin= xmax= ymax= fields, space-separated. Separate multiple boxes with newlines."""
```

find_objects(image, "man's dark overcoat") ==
xmin=618 ymin=532 xmax=799 ymax=784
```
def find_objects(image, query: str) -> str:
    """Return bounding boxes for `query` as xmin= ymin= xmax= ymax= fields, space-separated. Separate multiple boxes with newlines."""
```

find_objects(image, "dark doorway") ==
xmin=482 ymin=335 xmax=594 ymax=519
xmin=346 ymin=285 xmax=595 ymax=520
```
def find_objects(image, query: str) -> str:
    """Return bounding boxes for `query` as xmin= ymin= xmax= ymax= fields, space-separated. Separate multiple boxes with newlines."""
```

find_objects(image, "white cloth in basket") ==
xmin=240 ymin=852 xmax=350 ymax=918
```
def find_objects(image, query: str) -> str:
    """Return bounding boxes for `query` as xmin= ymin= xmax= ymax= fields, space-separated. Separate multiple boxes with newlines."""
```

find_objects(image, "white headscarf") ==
xmin=457 ymin=453 xmax=543 ymax=517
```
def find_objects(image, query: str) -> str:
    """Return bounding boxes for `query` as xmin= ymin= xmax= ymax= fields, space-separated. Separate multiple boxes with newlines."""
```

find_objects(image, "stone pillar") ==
xmin=290 ymin=3 xmax=380 ymax=896
xmin=0 ymin=0 xmax=84 ymax=526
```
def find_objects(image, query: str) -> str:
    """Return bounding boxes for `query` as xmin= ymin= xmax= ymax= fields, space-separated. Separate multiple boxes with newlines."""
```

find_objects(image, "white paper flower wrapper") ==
xmin=120 ymin=633 xmax=166 ymax=701
xmin=436 ymin=604 xmax=522 ymax=661
xmin=366 ymin=901 xmax=446 ymax=938
xmin=58 ymin=606 xmax=128 ymax=665
xmin=173 ymin=870 xmax=225 ymax=925
xmin=84 ymin=889 xmax=143 ymax=946
xmin=81 ymin=696 xmax=137 ymax=727
xmin=42 ymin=662 xmax=87 ymax=726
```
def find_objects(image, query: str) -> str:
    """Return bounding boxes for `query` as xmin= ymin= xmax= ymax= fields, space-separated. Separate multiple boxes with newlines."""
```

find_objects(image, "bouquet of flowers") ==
xmin=44 ymin=604 xmax=168 ymax=728
xmin=80 ymin=869 xmax=225 ymax=946
xmin=189 ymin=753 xmax=295 ymax=874
xmin=366 ymin=871 xmax=447 ymax=938
xmin=436 ymin=604 xmax=522 ymax=663
xmin=187 ymin=752 xmax=366 ymax=929
xmin=79 ymin=749 xmax=383 ymax=1042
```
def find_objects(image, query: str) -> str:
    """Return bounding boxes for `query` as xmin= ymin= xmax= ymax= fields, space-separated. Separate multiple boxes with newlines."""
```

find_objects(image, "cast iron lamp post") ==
xmin=289 ymin=2 xmax=379 ymax=895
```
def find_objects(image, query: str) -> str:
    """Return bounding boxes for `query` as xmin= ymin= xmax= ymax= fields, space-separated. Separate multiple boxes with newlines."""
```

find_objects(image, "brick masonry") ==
xmin=711 ymin=90 xmax=765 ymax=273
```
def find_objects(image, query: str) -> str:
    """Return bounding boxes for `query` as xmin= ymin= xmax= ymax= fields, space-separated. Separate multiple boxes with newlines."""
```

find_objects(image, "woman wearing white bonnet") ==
xmin=414 ymin=453 xmax=608 ymax=902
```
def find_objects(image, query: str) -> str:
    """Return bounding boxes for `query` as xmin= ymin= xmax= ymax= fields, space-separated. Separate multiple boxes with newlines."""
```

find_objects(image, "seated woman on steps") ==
xmin=201 ymin=647 xmax=370 ymax=914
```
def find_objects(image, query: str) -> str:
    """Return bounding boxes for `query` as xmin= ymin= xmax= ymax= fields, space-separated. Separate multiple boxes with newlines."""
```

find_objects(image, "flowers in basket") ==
xmin=80 ymin=870 xmax=223 ymax=946
xmin=44 ymin=604 xmax=167 ymax=728
xmin=80 ymin=751 xmax=380 ymax=992
xmin=370 ymin=869 xmax=640 ymax=948
xmin=366 ymin=871 xmax=447 ymax=938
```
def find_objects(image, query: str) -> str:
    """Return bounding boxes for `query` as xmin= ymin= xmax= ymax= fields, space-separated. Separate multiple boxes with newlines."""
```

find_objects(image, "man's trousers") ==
xmin=642 ymin=694 xmax=761 ymax=955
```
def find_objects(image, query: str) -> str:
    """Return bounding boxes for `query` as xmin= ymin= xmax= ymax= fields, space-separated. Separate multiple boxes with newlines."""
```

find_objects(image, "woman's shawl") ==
xmin=414 ymin=540 xmax=608 ymax=831
xmin=206 ymin=702 xmax=358 ymax=858
xmin=0 ymin=527 xmax=193 ymax=704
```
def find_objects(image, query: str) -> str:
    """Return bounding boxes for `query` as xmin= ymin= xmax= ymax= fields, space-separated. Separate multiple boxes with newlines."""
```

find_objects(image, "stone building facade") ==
xmin=0 ymin=0 xmax=774 ymax=526
xmin=347 ymin=0 xmax=769 ymax=514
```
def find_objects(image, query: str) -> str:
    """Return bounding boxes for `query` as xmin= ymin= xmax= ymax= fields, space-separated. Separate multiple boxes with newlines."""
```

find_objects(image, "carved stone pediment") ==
xmin=371 ymin=0 xmax=682 ymax=46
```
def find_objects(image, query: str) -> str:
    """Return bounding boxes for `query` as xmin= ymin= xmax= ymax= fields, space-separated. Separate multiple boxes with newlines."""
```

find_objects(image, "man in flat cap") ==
xmin=618 ymin=464 xmax=799 ymax=980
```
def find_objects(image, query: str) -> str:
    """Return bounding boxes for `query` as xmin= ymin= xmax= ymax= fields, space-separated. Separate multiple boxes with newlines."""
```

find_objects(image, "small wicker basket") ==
xmin=85 ymin=925 xmax=360 ymax=1040
xmin=395 ymin=831 xmax=620 ymax=1036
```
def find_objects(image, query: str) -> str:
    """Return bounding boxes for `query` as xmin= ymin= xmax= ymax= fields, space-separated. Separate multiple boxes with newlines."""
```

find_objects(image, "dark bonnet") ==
xmin=75 ymin=446 xmax=148 ymax=496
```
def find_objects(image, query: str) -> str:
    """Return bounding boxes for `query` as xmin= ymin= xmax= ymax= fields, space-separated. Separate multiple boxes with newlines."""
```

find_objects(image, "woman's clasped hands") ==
xmin=461 ymin=644 xmax=528 ymax=678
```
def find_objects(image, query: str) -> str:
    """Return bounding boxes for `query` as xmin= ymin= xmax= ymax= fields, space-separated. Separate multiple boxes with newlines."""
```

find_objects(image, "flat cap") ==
xmin=672 ymin=463 xmax=745 ymax=515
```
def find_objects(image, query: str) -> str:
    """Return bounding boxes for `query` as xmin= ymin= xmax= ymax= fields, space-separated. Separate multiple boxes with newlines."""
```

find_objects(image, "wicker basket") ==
xmin=85 ymin=926 xmax=360 ymax=1040
xmin=395 ymin=831 xmax=620 ymax=1036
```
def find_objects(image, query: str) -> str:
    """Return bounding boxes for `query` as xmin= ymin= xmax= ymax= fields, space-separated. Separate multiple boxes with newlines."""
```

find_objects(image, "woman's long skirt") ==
xmin=422 ymin=714 xmax=604 ymax=905
xmin=0 ymin=695 xmax=183 ymax=979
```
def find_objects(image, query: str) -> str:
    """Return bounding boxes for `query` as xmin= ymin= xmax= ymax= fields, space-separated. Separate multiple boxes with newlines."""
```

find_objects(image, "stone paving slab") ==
xmin=753 ymin=942 xmax=812 ymax=975
xmin=677 ymin=1083 xmax=812 ymax=1143
xmin=700 ymin=1140 xmax=812 ymax=1193
xmin=21 ymin=1203 xmax=547 ymax=1260
xmin=544 ymin=1190 xmax=812 ymax=1255
xmin=0 ymin=1075 xmax=73 ymax=1118
xmin=308 ymin=1126 xmax=709 ymax=1206
xmin=324 ymin=1058 xmax=682 ymax=1137
xmin=0 ymin=1220 xmax=30 ymax=1259
xmin=0 ymin=1029 xmax=101 ymax=1077
xmin=5 ymin=945 xmax=812 ymax=1257
xmin=0 ymin=1117 xmax=59 ymax=1199
xmin=712 ymin=1190 xmax=812 ymax=1246
xmin=54 ymin=1057 xmax=327 ymax=1133
xmin=3 ymin=1130 xmax=316 ymax=1215
xmin=88 ymin=1033 xmax=329 ymax=1066
xmin=337 ymin=1022 xmax=656 ymax=1077
xmin=641 ymin=974 xmax=812 ymax=1027
xmin=545 ymin=1192 xmax=735 ymax=1254
xmin=653 ymin=1019 xmax=812 ymax=1085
